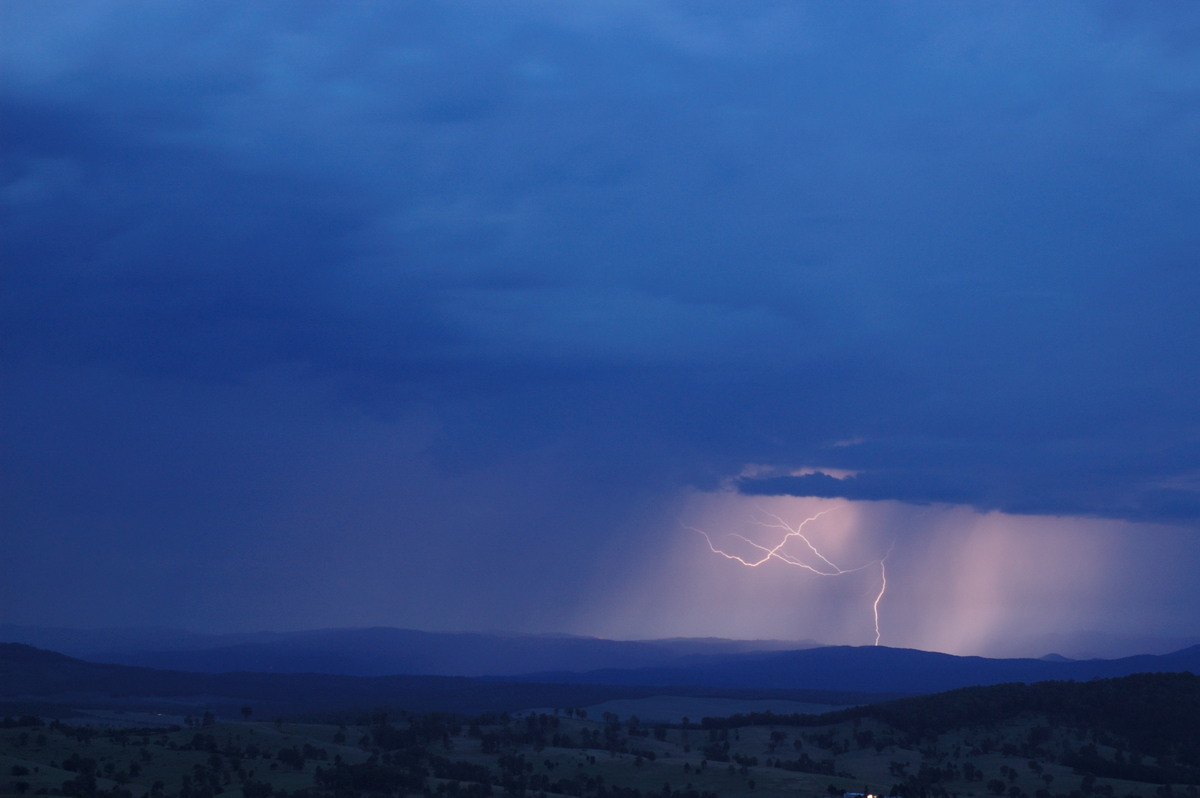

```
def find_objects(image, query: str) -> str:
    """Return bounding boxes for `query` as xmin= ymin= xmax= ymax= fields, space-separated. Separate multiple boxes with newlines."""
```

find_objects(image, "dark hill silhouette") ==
xmin=697 ymin=672 xmax=1200 ymax=781
xmin=0 ymin=625 xmax=814 ymax=677
xmin=515 ymin=643 xmax=1200 ymax=693
xmin=0 ymin=643 xmax=882 ymax=718
xmin=6 ymin=638 xmax=1199 ymax=721
xmin=6 ymin=625 xmax=1196 ymax=687
xmin=856 ymin=672 xmax=1200 ymax=775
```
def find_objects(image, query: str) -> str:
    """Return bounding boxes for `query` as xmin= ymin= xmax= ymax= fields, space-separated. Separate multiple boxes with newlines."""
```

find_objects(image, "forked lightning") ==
xmin=689 ymin=508 xmax=891 ymax=645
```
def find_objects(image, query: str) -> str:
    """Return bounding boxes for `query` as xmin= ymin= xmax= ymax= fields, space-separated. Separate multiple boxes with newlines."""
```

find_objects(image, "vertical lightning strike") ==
xmin=872 ymin=559 xmax=887 ymax=646
xmin=690 ymin=508 xmax=893 ymax=646
xmin=871 ymin=541 xmax=895 ymax=647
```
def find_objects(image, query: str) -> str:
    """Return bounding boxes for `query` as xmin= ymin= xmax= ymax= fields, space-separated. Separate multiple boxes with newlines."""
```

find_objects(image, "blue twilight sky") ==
xmin=3 ymin=1 xmax=1199 ymax=658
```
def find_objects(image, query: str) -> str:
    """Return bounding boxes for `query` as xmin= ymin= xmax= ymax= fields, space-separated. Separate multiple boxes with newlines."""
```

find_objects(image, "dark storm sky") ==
xmin=3 ymin=1 xmax=1199 ymax=657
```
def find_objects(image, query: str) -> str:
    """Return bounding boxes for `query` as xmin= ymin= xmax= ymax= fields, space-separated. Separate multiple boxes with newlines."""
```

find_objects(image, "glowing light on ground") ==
xmin=689 ymin=507 xmax=892 ymax=645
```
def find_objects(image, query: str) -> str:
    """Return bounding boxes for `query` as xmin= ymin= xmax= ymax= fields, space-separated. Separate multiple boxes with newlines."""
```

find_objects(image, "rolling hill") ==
xmin=0 ymin=643 xmax=884 ymax=719
xmin=0 ymin=625 xmax=813 ymax=677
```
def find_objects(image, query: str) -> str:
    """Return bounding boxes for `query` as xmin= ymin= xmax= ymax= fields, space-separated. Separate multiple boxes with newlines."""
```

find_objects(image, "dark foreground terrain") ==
xmin=1 ymin=671 xmax=1197 ymax=798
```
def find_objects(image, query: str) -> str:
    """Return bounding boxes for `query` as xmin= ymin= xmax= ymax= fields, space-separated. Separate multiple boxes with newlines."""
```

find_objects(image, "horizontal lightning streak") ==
xmin=686 ymin=509 xmax=844 ymax=575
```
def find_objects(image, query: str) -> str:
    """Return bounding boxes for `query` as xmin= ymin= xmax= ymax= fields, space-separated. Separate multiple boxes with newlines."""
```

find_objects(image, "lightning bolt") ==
xmin=870 ymin=541 xmax=896 ymax=646
xmin=689 ymin=508 xmax=893 ymax=646
xmin=873 ymin=559 xmax=887 ymax=646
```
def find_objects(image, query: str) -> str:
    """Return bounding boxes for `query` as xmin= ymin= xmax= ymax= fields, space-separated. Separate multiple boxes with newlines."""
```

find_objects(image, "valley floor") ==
xmin=2 ymin=696 xmax=1196 ymax=798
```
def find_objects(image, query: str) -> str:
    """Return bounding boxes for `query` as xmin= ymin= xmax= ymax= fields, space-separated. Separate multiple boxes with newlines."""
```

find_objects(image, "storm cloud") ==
xmin=3 ymin=1 xmax=1198 ymax=650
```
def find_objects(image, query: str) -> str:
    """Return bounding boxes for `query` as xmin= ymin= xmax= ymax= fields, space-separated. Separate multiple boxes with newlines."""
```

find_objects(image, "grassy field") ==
xmin=571 ymin=695 xmax=856 ymax=724
xmin=2 ymin=696 xmax=1195 ymax=798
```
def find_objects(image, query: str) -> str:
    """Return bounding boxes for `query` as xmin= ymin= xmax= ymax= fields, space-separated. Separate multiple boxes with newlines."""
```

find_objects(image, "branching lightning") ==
xmin=689 ymin=508 xmax=893 ymax=646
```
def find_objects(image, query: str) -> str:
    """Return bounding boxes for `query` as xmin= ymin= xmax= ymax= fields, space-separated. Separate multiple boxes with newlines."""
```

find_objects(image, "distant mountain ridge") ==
xmin=0 ymin=625 xmax=816 ymax=677
xmin=3 ymin=626 xmax=1198 ymax=702
xmin=516 ymin=643 xmax=1200 ymax=694
xmin=0 ymin=643 xmax=885 ymax=719
xmin=6 ymin=625 xmax=1197 ymax=679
